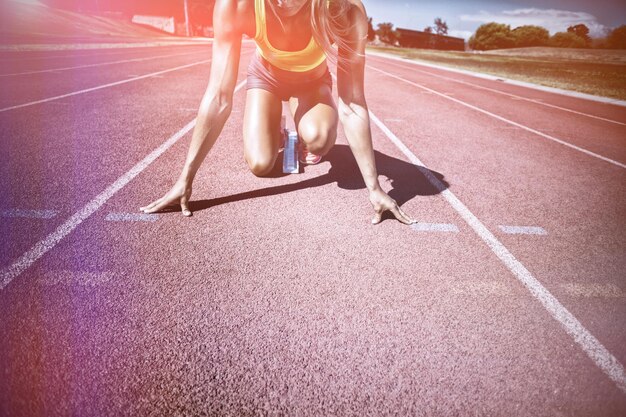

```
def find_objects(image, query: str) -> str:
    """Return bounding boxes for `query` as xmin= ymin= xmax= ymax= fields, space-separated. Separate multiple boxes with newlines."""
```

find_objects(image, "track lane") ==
xmin=0 ymin=51 xmax=215 ymax=109
xmin=373 ymin=58 xmax=626 ymax=127
xmin=1 ymin=46 xmax=625 ymax=416
xmin=0 ymin=45 xmax=254 ymax=268
xmin=0 ymin=63 xmax=213 ymax=268
xmin=367 ymin=60 xmax=626 ymax=167
xmin=0 ymin=44 xmax=211 ymax=67
xmin=2 ymin=59 xmax=626 ymax=416
xmin=367 ymin=54 xmax=626 ymax=123
xmin=0 ymin=49 xmax=210 ymax=77
xmin=361 ymin=63 xmax=626 ymax=368
xmin=0 ymin=44 xmax=211 ymax=77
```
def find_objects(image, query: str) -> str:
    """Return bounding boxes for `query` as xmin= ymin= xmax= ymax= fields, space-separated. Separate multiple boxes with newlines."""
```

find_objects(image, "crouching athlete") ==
xmin=141 ymin=0 xmax=415 ymax=225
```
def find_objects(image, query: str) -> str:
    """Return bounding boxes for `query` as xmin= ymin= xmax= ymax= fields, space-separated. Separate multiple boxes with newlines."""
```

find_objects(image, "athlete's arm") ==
xmin=336 ymin=2 xmax=414 ymax=225
xmin=141 ymin=0 xmax=243 ymax=216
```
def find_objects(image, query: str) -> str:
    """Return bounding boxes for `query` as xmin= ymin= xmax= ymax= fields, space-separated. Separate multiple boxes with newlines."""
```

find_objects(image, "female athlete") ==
xmin=140 ymin=0 xmax=415 ymax=225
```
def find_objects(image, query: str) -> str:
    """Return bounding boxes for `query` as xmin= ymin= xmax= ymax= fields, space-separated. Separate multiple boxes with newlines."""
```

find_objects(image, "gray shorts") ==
xmin=246 ymin=51 xmax=333 ymax=101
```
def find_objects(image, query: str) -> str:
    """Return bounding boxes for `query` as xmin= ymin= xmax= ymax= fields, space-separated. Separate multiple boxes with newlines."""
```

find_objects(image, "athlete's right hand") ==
xmin=140 ymin=178 xmax=193 ymax=217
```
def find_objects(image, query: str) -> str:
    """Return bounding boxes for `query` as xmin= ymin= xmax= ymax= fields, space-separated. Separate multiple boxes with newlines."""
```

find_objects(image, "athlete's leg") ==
xmin=289 ymin=82 xmax=338 ymax=156
xmin=243 ymin=88 xmax=283 ymax=177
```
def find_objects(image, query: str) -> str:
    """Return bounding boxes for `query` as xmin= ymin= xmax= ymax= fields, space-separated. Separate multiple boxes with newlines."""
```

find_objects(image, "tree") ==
xmin=468 ymin=22 xmax=516 ymax=50
xmin=367 ymin=17 xmax=376 ymax=41
xmin=608 ymin=25 xmax=626 ymax=49
xmin=434 ymin=17 xmax=448 ymax=36
xmin=512 ymin=25 xmax=549 ymax=47
xmin=591 ymin=37 xmax=609 ymax=49
xmin=567 ymin=24 xmax=591 ymax=46
xmin=549 ymin=32 xmax=587 ymax=48
xmin=376 ymin=22 xmax=398 ymax=45
xmin=424 ymin=26 xmax=433 ymax=34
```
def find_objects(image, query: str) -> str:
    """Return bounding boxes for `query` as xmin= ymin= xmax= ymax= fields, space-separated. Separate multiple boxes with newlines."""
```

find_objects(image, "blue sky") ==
xmin=362 ymin=0 xmax=626 ymax=39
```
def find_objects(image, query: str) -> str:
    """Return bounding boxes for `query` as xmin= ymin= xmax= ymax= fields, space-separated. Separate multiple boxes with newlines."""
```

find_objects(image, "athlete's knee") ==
xmin=300 ymin=124 xmax=336 ymax=155
xmin=245 ymin=153 xmax=275 ymax=177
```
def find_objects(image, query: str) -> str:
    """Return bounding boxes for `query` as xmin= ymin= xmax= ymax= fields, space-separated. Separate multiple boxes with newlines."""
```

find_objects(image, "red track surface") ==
xmin=1 ymin=43 xmax=625 ymax=416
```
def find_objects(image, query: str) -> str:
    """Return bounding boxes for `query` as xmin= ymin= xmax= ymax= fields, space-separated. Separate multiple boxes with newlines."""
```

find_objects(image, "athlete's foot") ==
xmin=298 ymin=140 xmax=323 ymax=165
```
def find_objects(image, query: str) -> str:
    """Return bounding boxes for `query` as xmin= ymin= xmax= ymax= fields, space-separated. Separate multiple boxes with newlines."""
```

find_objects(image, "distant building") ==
xmin=396 ymin=28 xmax=465 ymax=51
xmin=132 ymin=15 xmax=175 ymax=34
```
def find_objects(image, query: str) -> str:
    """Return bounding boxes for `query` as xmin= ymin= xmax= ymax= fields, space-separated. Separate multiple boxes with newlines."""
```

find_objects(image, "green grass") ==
xmin=367 ymin=46 xmax=626 ymax=100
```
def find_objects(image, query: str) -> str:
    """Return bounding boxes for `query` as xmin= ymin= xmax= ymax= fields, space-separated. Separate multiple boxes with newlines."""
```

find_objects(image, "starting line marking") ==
xmin=1 ymin=209 xmax=59 ymax=219
xmin=0 ymin=78 xmax=248 ymax=290
xmin=368 ymin=65 xmax=626 ymax=170
xmin=105 ymin=212 xmax=158 ymax=222
xmin=411 ymin=222 xmax=459 ymax=233
xmin=368 ymin=109 xmax=626 ymax=394
xmin=499 ymin=225 xmax=548 ymax=235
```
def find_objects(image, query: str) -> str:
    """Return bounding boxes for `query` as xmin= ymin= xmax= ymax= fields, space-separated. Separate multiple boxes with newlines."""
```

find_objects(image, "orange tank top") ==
xmin=254 ymin=0 xmax=327 ymax=72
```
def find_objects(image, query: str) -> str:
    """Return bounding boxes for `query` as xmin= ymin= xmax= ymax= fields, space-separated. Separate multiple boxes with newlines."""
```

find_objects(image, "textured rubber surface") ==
xmin=1 ymin=44 xmax=625 ymax=416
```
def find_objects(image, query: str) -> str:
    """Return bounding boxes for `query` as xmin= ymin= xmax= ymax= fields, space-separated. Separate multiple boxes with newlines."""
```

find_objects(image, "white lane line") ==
xmin=374 ymin=58 xmax=626 ymax=127
xmin=368 ymin=65 xmax=626 ymax=170
xmin=499 ymin=225 xmax=548 ymax=235
xmin=0 ymin=41 xmax=216 ymax=56
xmin=0 ymin=50 xmax=206 ymax=77
xmin=0 ymin=59 xmax=211 ymax=113
xmin=1 ymin=209 xmax=59 ymax=219
xmin=0 ymin=50 xmax=146 ymax=63
xmin=0 ymin=46 xmax=207 ymax=62
xmin=105 ymin=212 xmax=158 ymax=222
xmin=411 ymin=222 xmax=459 ymax=233
xmin=366 ymin=50 xmax=626 ymax=107
xmin=368 ymin=110 xmax=626 ymax=394
xmin=0 ymin=79 xmax=248 ymax=289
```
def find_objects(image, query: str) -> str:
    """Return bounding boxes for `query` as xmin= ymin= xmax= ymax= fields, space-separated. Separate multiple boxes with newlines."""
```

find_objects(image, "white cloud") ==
xmin=448 ymin=30 xmax=473 ymax=40
xmin=460 ymin=8 xmax=608 ymax=37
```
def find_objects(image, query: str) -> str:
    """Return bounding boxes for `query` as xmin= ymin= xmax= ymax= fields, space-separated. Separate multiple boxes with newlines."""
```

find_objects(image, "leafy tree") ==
xmin=424 ymin=26 xmax=433 ymax=34
xmin=512 ymin=25 xmax=549 ymax=47
xmin=434 ymin=17 xmax=448 ymax=36
xmin=591 ymin=37 xmax=609 ymax=49
xmin=549 ymin=32 xmax=587 ymax=48
xmin=367 ymin=17 xmax=375 ymax=41
xmin=567 ymin=24 xmax=591 ymax=46
xmin=608 ymin=25 xmax=626 ymax=49
xmin=468 ymin=22 xmax=516 ymax=50
xmin=376 ymin=22 xmax=398 ymax=45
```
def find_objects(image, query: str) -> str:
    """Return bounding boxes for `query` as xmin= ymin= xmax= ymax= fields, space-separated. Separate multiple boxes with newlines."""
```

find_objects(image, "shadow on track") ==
xmin=164 ymin=145 xmax=450 ymax=221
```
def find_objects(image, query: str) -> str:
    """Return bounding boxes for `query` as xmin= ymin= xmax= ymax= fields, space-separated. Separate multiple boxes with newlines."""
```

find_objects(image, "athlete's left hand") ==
xmin=369 ymin=188 xmax=416 ymax=225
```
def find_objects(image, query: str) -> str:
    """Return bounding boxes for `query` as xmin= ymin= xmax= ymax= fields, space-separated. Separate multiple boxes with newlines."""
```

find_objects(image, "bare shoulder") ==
xmin=213 ymin=0 xmax=255 ymax=35
xmin=345 ymin=0 xmax=367 ymax=15
xmin=334 ymin=0 xmax=367 ymax=33
xmin=346 ymin=0 xmax=367 ymax=23
xmin=342 ymin=0 xmax=368 ymax=40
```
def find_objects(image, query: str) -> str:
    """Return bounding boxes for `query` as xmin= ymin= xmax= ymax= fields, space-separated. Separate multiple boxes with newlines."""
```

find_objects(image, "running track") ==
xmin=1 ymin=42 xmax=625 ymax=416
